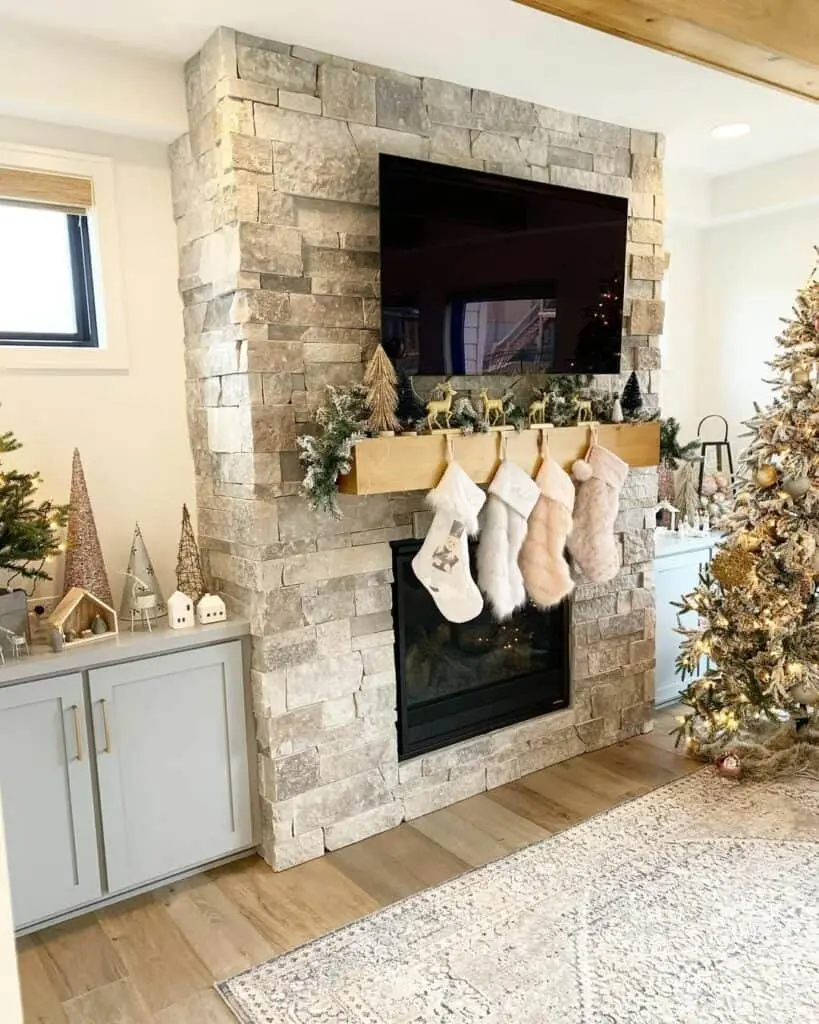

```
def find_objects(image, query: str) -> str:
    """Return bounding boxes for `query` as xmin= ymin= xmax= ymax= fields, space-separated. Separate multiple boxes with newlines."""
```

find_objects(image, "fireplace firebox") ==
xmin=392 ymin=539 xmax=570 ymax=760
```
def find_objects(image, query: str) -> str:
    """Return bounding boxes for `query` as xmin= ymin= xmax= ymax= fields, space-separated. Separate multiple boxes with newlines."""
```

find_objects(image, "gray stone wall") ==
xmin=171 ymin=26 xmax=662 ymax=870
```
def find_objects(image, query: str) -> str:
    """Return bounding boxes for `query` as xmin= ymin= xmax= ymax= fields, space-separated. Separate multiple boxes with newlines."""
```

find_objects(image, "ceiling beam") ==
xmin=514 ymin=0 xmax=819 ymax=102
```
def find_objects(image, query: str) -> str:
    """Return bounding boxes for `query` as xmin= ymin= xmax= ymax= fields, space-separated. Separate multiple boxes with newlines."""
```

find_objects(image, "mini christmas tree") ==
xmin=63 ymin=449 xmax=113 ymax=606
xmin=396 ymin=370 xmax=426 ymax=426
xmin=364 ymin=344 xmax=399 ymax=434
xmin=620 ymin=371 xmax=643 ymax=418
xmin=120 ymin=524 xmax=166 ymax=624
xmin=0 ymin=426 xmax=67 ymax=583
xmin=176 ymin=504 xmax=206 ymax=603
xmin=675 ymin=267 xmax=819 ymax=776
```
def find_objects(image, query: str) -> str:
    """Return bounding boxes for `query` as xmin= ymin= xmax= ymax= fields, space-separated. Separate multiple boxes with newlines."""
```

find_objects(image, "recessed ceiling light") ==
xmin=711 ymin=123 xmax=751 ymax=140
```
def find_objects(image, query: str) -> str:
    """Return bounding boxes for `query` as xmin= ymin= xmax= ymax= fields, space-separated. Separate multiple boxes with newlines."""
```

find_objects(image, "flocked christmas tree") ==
xmin=63 ymin=449 xmax=113 ymax=606
xmin=0 ymin=426 xmax=67 ymax=583
xmin=176 ymin=504 xmax=206 ymax=603
xmin=676 ymin=268 xmax=819 ymax=776
xmin=620 ymin=370 xmax=643 ymax=419
xmin=364 ymin=343 xmax=399 ymax=434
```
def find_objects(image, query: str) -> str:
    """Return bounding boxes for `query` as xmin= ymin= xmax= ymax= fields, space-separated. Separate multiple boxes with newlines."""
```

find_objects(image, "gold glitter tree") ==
xmin=676 ymin=267 xmax=819 ymax=770
xmin=175 ymin=503 xmax=206 ymax=603
xmin=63 ymin=449 xmax=113 ymax=606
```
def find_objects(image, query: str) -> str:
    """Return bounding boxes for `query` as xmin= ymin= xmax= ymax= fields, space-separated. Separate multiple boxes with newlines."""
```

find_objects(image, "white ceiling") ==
xmin=1 ymin=0 xmax=819 ymax=175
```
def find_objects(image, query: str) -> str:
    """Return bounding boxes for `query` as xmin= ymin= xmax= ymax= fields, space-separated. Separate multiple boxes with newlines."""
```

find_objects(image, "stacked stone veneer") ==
xmin=170 ymin=27 xmax=664 ymax=870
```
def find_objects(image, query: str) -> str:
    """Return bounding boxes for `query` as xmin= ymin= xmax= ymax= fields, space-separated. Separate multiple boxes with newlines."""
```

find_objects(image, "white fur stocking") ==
xmin=477 ymin=460 xmax=541 ymax=621
xmin=519 ymin=454 xmax=575 ymax=608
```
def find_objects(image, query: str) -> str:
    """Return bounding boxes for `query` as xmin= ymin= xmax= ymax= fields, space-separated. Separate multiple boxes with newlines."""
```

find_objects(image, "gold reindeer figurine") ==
xmin=426 ymin=382 xmax=456 ymax=430
xmin=480 ymin=388 xmax=505 ymax=427
xmin=528 ymin=396 xmax=548 ymax=426
xmin=574 ymin=397 xmax=593 ymax=424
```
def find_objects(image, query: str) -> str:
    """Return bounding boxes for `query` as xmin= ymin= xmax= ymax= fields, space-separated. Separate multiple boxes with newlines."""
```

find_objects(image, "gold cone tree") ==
xmin=364 ymin=344 xmax=399 ymax=434
xmin=676 ymin=270 xmax=819 ymax=761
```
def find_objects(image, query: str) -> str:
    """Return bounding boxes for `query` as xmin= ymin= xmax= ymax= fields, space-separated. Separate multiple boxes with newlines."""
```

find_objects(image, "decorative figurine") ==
xmin=425 ymin=381 xmax=457 ymax=430
xmin=0 ymin=626 xmax=28 ymax=659
xmin=528 ymin=395 xmax=549 ymax=426
xmin=574 ymin=397 xmax=593 ymax=424
xmin=167 ymin=590 xmax=196 ymax=630
xmin=479 ymin=388 xmax=505 ymax=427
xmin=49 ymin=627 xmax=65 ymax=653
xmin=196 ymin=593 xmax=227 ymax=625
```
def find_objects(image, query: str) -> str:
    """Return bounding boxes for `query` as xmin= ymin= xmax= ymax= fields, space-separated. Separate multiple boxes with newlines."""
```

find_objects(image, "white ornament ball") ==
xmin=783 ymin=476 xmax=810 ymax=499
xmin=572 ymin=459 xmax=594 ymax=482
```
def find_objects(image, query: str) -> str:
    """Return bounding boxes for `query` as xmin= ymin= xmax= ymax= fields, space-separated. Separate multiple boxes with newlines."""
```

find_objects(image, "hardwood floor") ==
xmin=16 ymin=708 xmax=696 ymax=1023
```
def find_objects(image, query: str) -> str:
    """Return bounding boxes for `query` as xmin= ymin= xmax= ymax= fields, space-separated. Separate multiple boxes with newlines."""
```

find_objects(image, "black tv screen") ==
xmin=379 ymin=155 xmax=627 ymax=376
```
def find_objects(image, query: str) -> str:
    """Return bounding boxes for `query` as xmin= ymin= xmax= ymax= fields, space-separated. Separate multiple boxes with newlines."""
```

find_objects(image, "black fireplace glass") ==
xmin=392 ymin=539 xmax=570 ymax=759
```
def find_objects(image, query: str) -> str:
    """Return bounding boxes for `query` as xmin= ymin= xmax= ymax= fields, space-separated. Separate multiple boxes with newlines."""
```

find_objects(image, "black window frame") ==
xmin=0 ymin=208 xmax=99 ymax=348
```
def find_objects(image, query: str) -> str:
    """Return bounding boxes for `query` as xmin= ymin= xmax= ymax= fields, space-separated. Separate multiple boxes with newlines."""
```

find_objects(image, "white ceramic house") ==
xmin=196 ymin=593 xmax=227 ymax=625
xmin=167 ymin=590 xmax=195 ymax=629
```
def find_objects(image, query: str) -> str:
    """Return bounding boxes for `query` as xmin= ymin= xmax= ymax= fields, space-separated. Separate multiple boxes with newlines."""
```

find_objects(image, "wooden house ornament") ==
xmin=48 ymin=588 xmax=118 ymax=647
xmin=167 ymin=590 xmax=195 ymax=630
xmin=196 ymin=593 xmax=226 ymax=625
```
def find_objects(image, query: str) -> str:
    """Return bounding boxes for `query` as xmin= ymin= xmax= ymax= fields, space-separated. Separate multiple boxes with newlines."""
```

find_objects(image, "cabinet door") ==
xmin=0 ymin=675 xmax=101 ymax=929
xmin=654 ymin=551 xmax=704 ymax=706
xmin=89 ymin=642 xmax=252 ymax=893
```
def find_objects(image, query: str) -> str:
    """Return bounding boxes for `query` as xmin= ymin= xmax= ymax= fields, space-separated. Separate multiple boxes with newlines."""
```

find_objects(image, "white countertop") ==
xmin=654 ymin=530 xmax=723 ymax=559
xmin=0 ymin=619 xmax=250 ymax=688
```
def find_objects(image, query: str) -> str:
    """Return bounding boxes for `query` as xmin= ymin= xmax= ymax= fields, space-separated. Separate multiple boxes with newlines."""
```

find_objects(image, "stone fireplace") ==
xmin=171 ymin=27 xmax=663 ymax=870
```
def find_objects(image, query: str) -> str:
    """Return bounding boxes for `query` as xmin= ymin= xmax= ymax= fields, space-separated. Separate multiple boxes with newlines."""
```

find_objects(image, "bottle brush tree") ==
xmin=620 ymin=370 xmax=643 ymax=418
xmin=675 ymin=268 xmax=819 ymax=777
xmin=0 ymin=426 xmax=68 ymax=585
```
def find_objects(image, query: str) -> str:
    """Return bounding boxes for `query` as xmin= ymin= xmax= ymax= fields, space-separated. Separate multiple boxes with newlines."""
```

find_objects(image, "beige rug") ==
xmin=218 ymin=772 xmax=819 ymax=1023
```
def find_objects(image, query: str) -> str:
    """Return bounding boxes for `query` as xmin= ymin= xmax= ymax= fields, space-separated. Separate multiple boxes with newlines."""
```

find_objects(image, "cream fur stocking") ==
xmin=477 ymin=460 xmax=541 ymax=621
xmin=567 ymin=443 xmax=629 ymax=583
xmin=411 ymin=461 xmax=486 ymax=623
xmin=519 ymin=454 xmax=575 ymax=608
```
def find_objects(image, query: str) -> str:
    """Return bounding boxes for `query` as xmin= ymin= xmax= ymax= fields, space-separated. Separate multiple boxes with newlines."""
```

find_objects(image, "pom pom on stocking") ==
xmin=572 ymin=459 xmax=594 ymax=482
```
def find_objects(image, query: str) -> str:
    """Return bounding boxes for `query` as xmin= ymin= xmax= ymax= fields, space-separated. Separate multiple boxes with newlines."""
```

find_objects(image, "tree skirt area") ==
xmin=218 ymin=772 xmax=819 ymax=1023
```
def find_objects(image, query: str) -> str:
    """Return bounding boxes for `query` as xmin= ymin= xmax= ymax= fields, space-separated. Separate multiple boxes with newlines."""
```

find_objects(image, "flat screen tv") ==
xmin=379 ymin=154 xmax=628 ymax=377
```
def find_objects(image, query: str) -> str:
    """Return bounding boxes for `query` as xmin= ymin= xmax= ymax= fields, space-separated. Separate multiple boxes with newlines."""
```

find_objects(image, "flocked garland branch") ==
xmin=298 ymin=385 xmax=368 ymax=518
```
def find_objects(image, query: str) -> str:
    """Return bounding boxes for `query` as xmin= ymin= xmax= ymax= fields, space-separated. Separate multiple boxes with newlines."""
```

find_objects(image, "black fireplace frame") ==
xmin=391 ymin=539 xmax=571 ymax=761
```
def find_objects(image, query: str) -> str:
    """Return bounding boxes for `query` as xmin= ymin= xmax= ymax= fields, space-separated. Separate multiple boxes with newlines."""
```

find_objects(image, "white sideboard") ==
xmin=0 ymin=621 xmax=255 ymax=933
xmin=654 ymin=532 xmax=721 ymax=707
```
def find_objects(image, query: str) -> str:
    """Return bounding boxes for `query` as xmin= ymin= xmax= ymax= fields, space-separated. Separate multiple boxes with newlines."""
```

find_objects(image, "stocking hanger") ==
xmin=445 ymin=435 xmax=455 ymax=464
xmin=587 ymin=422 xmax=599 ymax=448
xmin=498 ymin=431 xmax=509 ymax=461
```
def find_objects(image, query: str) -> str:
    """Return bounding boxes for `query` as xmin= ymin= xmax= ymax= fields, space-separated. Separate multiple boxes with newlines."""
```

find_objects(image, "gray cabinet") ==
xmin=90 ymin=642 xmax=252 ymax=893
xmin=0 ymin=631 xmax=253 ymax=932
xmin=654 ymin=534 xmax=719 ymax=706
xmin=0 ymin=674 xmax=101 ymax=929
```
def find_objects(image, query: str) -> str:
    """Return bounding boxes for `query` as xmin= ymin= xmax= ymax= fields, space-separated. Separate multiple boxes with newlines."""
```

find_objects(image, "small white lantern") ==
xmin=167 ymin=590 xmax=195 ymax=629
xmin=197 ymin=592 xmax=227 ymax=625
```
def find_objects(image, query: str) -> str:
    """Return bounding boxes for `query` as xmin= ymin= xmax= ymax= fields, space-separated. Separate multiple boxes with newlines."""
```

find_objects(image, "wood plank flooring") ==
xmin=16 ymin=708 xmax=696 ymax=1023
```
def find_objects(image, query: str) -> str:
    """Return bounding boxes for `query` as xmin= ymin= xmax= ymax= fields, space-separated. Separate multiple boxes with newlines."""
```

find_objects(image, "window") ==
xmin=0 ymin=167 xmax=97 ymax=347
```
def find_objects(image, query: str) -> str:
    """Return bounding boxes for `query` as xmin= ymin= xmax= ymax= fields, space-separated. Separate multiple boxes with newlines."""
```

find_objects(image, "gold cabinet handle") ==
xmin=71 ymin=705 xmax=83 ymax=761
xmin=99 ymin=699 xmax=112 ymax=754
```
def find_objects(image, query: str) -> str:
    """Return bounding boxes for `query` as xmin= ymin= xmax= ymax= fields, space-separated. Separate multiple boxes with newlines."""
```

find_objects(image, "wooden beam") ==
xmin=338 ymin=422 xmax=660 ymax=495
xmin=514 ymin=0 xmax=819 ymax=102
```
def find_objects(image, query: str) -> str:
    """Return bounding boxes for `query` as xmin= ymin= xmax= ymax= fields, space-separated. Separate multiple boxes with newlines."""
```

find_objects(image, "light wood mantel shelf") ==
xmin=338 ymin=422 xmax=660 ymax=495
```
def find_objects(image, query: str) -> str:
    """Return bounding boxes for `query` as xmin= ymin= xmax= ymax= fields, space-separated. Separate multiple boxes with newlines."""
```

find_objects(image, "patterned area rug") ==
xmin=218 ymin=772 xmax=819 ymax=1023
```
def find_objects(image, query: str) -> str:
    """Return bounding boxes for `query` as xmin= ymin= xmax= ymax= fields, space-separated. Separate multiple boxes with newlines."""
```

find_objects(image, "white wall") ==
xmin=0 ymin=20 xmax=186 ymax=141
xmin=701 ymin=207 xmax=819 ymax=455
xmin=661 ymin=222 xmax=704 ymax=445
xmin=0 ymin=115 xmax=195 ymax=605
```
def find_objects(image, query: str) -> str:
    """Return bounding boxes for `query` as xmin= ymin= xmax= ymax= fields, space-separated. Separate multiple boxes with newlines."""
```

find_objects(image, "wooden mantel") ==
xmin=338 ymin=422 xmax=660 ymax=495
xmin=514 ymin=0 xmax=819 ymax=102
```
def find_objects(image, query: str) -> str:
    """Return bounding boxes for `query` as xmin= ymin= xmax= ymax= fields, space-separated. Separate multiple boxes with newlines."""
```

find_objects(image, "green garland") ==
xmin=299 ymin=374 xmax=657 ymax=516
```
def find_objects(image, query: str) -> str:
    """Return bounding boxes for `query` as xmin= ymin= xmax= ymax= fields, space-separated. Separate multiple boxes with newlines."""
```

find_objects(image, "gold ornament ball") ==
xmin=712 ymin=548 xmax=755 ymax=589
xmin=714 ymin=752 xmax=742 ymax=780
xmin=736 ymin=528 xmax=763 ymax=553
xmin=791 ymin=368 xmax=810 ymax=384
xmin=755 ymin=464 xmax=779 ymax=489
